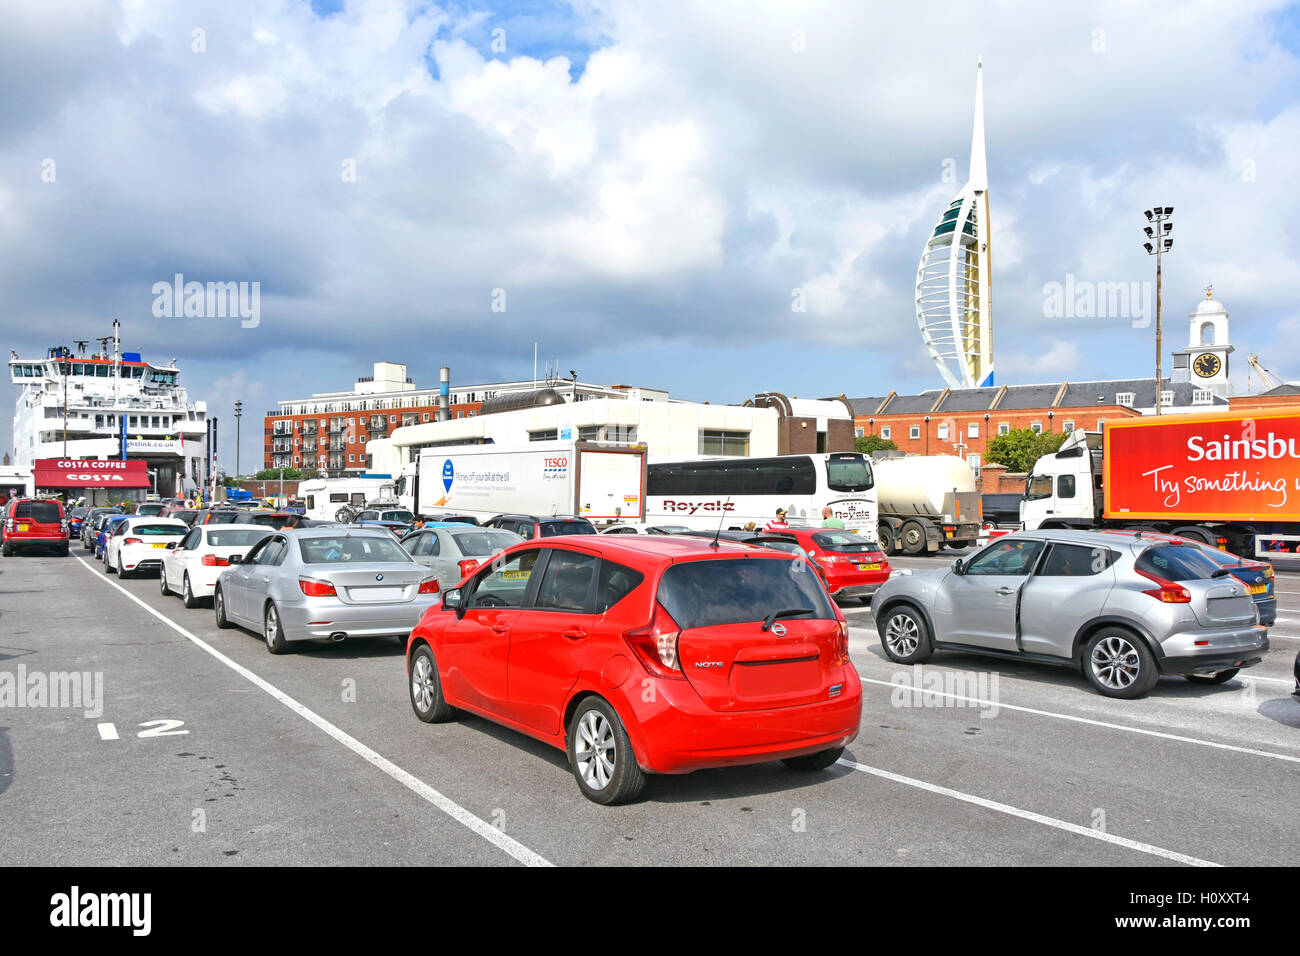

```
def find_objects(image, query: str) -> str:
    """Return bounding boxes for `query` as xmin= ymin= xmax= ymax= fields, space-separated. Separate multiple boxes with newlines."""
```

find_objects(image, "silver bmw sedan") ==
xmin=214 ymin=528 xmax=442 ymax=653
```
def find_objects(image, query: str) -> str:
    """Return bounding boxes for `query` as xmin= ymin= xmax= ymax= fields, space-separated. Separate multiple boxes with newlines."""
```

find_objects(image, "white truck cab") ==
xmin=1020 ymin=430 xmax=1104 ymax=531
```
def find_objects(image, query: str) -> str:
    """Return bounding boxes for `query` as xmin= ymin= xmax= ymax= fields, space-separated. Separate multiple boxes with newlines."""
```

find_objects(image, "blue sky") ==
xmin=3 ymin=0 xmax=1300 ymax=471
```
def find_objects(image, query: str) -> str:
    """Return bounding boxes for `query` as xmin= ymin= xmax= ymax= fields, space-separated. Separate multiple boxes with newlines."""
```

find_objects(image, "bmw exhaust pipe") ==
xmin=330 ymin=632 xmax=346 ymax=643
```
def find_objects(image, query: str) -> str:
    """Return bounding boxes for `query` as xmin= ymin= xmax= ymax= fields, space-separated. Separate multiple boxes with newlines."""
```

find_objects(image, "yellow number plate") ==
xmin=17 ymin=523 xmax=29 ymax=532
xmin=152 ymin=542 xmax=168 ymax=548
xmin=858 ymin=563 xmax=881 ymax=571
xmin=1249 ymin=583 xmax=1266 ymax=595
xmin=502 ymin=570 xmax=530 ymax=580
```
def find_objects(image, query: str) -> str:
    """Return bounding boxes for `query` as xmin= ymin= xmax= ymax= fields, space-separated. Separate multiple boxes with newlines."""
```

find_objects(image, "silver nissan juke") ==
xmin=871 ymin=529 xmax=1268 ymax=698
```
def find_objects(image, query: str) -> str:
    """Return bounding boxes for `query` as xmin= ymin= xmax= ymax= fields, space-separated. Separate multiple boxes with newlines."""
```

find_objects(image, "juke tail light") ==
xmin=299 ymin=577 xmax=338 ymax=598
xmin=623 ymin=602 xmax=685 ymax=680
xmin=1135 ymin=567 xmax=1191 ymax=603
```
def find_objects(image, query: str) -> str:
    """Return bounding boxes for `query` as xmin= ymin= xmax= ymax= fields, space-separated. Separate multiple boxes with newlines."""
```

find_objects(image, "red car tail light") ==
xmin=299 ymin=577 xmax=338 ymax=597
xmin=201 ymin=554 xmax=230 ymax=566
xmin=418 ymin=577 xmax=440 ymax=594
xmin=837 ymin=620 xmax=850 ymax=660
xmin=458 ymin=559 xmax=479 ymax=578
xmin=623 ymin=603 xmax=685 ymax=680
xmin=124 ymin=537 xmax=143 ymax=545
xmin=1135 ymin=567 xmax=1191 ymax=603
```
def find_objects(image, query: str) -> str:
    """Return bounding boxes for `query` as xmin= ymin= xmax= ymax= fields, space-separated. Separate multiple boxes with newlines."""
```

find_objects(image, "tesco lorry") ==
xmin=1020 ymin=408 xmax=1300 ymax=559
xmin=873 ymin=454 xmax=982 ymax=555
xmin=396 ymin=440 xmax=648 ymax=525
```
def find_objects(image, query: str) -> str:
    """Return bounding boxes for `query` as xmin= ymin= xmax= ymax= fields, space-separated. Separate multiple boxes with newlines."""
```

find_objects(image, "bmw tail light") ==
xmin=299 ymin=577 xmax=338 ymax=598
xmin=1135 ymin=567 xmax=1191 ymax=603
xmin=201 ymin=554 xmax=230 ymax=566
xmin=457 ymin=559 xmax=479 ymax=578
xmin=418 ymin=577 xmax=440 ymax=594
xmin=124 ymin=537 xmax=143 ymax=545
xmin=623 ymin=602 xmax=685 ymax=680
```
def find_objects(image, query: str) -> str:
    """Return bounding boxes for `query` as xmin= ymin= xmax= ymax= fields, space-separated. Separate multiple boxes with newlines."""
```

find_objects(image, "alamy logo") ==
xmin=0 ymin=666 xmax=103 ymax=718
xmin=50 ymin=886 xmax=151 ymax=936
xmin=151 ymin=273 xmax=260 ymax=328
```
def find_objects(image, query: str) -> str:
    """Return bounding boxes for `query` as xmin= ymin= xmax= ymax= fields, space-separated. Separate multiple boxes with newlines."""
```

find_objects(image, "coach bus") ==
xmin=645 ymin=452 xmax=877 ymax=537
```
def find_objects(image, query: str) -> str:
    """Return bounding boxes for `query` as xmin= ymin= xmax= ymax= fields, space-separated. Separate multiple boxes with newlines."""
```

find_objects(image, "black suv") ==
xmin=482 ymin=514 xmax=597 ymax=539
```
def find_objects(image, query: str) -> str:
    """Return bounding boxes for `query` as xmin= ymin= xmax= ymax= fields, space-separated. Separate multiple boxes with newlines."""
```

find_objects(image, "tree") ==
xmin=253 ymin=467 xmax=303 ymax=480
xmin=855 ymin=435 xmax=898 ymax=455
xmin=984 ymin=428 xmax=1069 ymax=473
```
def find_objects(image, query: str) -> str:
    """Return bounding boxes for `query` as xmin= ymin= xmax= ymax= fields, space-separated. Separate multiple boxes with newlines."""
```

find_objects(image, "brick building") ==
xmin=744 ymin=393 xmax=856 ymax=454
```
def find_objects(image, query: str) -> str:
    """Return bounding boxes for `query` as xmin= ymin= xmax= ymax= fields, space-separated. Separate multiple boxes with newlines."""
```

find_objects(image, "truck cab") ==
xmin=1020 ymin=430 xmax=1103 ymax=531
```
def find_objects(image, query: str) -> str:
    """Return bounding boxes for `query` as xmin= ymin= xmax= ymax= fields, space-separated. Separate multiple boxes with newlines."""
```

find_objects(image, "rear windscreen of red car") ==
xmin=15 ymin=502 xmax=61 ymax=523
xmin=657 ymin=557 xmax=835 ymax=628
xmin=812 ymin=530 xmax=876 ymax=553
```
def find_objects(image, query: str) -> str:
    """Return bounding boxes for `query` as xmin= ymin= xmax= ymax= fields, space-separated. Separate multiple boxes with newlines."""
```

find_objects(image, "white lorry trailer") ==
xmin=398 ymin=441 xmax=647 ymax=525
xmin=873 ymin=454 xmax=982 ymax=555
xmin=299 ymin=475 xmax=398 ymax=522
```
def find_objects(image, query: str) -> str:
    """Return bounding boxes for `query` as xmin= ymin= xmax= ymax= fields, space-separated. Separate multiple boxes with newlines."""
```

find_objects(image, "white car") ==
xmin=600 ymin=523 xmax=691 ymax=535
xmin=104 ymin=516 xmax=190 ymax=578
xmin=160 ymin=523 xmax=273 ymax=608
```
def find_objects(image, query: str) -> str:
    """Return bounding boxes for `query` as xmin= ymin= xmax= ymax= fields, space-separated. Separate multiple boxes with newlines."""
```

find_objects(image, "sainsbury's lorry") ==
xmin=1020 ymin=408 xmax=1300 ymax=559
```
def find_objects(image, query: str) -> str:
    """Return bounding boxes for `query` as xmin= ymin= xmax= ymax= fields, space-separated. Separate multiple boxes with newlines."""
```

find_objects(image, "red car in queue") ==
xmin=405 ymin=535 xmax=862 ymax=804
xmin=757 ymin=527 xmax=891 ymax=603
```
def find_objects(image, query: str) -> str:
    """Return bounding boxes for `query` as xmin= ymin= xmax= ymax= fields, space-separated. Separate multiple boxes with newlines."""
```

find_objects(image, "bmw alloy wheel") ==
xmin=885 ymin=613 xmax=919 ymax=657
xmin=1090 ymin=635 xmax=1141 ymax=690
xmin=573 ymin=709 xmax=616 ymax=791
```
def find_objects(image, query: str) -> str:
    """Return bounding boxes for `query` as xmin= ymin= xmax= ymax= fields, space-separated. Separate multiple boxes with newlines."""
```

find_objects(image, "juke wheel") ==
xmin=263 ymin=603 xmax=290 ymax=655
xmin=408 ymin=645 xmax=456 ymax=722
xmin=566 ymin=697 xmax=645 ymax=805
xmin=879 ymin=605 xmax=933 ymax=664
xmin=1084 ymin=629 xmax=1159 ymax=699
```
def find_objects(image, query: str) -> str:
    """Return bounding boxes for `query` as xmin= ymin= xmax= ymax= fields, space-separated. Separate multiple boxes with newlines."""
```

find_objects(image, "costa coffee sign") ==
xmin=33 ymin=459 xmax=151 ymax=488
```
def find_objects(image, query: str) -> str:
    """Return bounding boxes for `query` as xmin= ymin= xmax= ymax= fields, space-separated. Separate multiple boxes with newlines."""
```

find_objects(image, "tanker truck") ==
xmin=1020 ymin=408 xmax=1300 ymax=560
xmin=873 ymin=454 xmax=982 ymax=555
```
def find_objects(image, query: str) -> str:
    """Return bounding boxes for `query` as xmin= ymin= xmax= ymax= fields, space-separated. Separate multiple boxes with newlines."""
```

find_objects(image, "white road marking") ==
xmin=855 ymin=676 xmax=1300 ymax=764
xmin=76 ymin=555 xmax=551 ymax=867
xmin=97 ymin=722 xmax=118 ymax=741
xmin=838 ymin=758 xmax=1219 ymax=867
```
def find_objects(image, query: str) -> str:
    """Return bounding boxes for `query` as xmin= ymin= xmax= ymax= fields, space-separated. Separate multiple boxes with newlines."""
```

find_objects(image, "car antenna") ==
xmin=710 ymin=498 xmax=731 ymax=550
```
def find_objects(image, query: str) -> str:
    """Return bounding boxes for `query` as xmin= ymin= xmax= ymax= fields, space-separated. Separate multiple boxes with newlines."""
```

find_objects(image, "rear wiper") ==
xmin=761 ymin=608 xmax=814 ymax=631
xmin=1211 ymin=568 xmax=1233 ymax=578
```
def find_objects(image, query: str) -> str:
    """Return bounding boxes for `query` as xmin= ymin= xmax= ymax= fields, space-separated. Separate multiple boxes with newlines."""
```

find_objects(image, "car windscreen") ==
xmin=450 ymin=530 xmax=522 ymax=556
xmin=131 ymin=523 xmax=186 ymax=536
xmin=540 ymin=521 xmax=596 ymax=536
xmin=1136 ymin=545 xmax=1225 ymax=582
xmin=657 ymin=556 xmax=836 ymax=629
xmin=299 ymin=536 xmax=413 ymax=564
xmin=812 ymin=530 xmax=876 ymax=552
xmin=16 ymin=502 xmax=61 ymax=523
xmin=207 ymin=528 xmax=273 ymax=548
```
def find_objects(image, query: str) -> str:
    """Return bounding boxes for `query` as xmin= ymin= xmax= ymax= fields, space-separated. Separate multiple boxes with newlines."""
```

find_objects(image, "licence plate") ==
xmin=503 ymin=570 xmax=530 ymax=580
xmin=1250 ymin=583 xmax=1267 ymax=595
xmin=152 ymin=543 xmax=168 ymax=549
xmin=857 ymin=563 xmax=881 ymax=571
xmin=348 ymin=586 xmax=406 ymax=602
xmin=17 ymin=523 xmax=28 ymax=532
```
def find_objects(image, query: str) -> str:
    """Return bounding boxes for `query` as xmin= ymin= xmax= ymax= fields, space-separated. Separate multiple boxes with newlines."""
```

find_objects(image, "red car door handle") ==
xmin=492 ymin=624 xmax=510 ymax=634
xmin=562 ymin=628 xmax=587 ymax=640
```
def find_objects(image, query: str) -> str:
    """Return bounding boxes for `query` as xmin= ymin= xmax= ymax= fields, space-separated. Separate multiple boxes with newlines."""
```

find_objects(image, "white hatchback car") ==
xmin=104 ymin=516 xmax=190 ymax=578
xmin=160 ymin=523 xmax=273 ymax=607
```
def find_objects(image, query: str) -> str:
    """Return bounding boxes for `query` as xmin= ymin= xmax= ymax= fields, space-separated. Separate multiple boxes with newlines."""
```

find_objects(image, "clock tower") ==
xmin=1171 ymin=286 xmax=1233 ymax=397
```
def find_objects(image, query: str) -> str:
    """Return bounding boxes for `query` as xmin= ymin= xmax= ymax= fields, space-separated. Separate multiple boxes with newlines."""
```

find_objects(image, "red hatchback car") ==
xmin=406 ymin=535 xmax=862 ymax=803
xmin=758 ymin=528 xmax=890 ymax=603
xmin=2 ymin=498 xmax=69 ymax=556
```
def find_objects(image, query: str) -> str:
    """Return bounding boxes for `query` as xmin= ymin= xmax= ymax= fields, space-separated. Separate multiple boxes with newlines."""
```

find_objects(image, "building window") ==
xmin=936 ymin=423 xmax=950 ymax=440
xmin=698 ymin=430 xmax=749 ymax=456
xmin=966 ymin=454 xmax=982 ymax=475
xmin=880 ymin=426 xmax=891 ymax=440
xmin=1193 ymin=389 xmax=1213 ymax=404
xmin=1159 ymin=390 xmax=1173 ymax=407
xmin=1116 ymin=392 xmax=1135 ymax=407
xmin=579 ymin=426 xmax=602 ymax=441
xmin=854 ymin=427 xmax=865 ymax=438
xmin=967 ymin=423 xmax=979 ymax=438
xmin=529 ymin=429 xmax=558 ymax=442
xmin=348 ymin=454 xmax=355 ymax=462
xmin=1062 ymin=420 xmax=1074 ymax=433
xmin=388 ymin=415 xmax=395 ymax=424
xmin=909 ymin=426 xmax=920 ymax=440
xmin=998 ymin=423 xmax=1010 ymax=436
xmin=1030 ymin=422 xmax=1043 ymax=434
xmin=1097 ymin=420 xmax=1106 ymax=431
xmin=423 ymin=413 xmax=430 ymax=422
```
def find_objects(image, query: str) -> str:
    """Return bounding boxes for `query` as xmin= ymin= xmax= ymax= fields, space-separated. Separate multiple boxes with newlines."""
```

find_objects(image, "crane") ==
xmin=1247 ymin=353 xmax=1282 ymax=393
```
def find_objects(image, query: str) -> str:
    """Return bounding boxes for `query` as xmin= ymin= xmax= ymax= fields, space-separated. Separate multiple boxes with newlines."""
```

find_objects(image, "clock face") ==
xmin=1193 ymin=353 xmax=1222 ymax=378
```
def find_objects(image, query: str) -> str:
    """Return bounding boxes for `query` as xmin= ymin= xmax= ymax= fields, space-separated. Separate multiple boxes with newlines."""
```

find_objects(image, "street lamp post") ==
xmin=1143 ymin=207 xmax=1174 ymax=416
xmin=234 ymin=400 xmax=242 ymax=478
